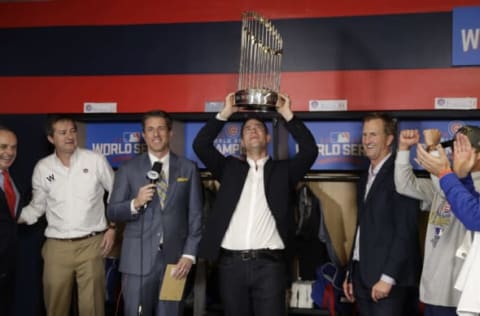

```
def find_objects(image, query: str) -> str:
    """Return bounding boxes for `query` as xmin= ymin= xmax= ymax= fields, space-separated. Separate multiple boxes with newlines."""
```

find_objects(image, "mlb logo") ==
xmin=330 ymin=132 xmax=350 ymax=143
xmin=436 ymin=98 xmax=446 ymax=106
xmin=310 ymin=100 xmax=319 ymax=110
xmin=447 ymin=121 xmax=465 ymax=137
xmin=226 ymin=124 xmax=240 ymax=137
xmin=123 ymin=132 xmax=141 ymax=143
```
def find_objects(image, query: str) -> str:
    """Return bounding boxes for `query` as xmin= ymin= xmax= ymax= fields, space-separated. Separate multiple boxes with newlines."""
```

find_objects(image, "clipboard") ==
xmin=159 ymin=264 xmax=187 ymax=301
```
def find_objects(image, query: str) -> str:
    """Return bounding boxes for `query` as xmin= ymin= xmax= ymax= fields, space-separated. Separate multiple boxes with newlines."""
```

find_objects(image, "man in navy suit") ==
xmin=193 ymin=92 xmax=318 ymax=316
xmin=0 ymin=125 xmax=21 ymax=316
xmin=343 ymin=113 xmax=420 ymax=316
xmin=108 ymin=110 xmax=203 ymax=316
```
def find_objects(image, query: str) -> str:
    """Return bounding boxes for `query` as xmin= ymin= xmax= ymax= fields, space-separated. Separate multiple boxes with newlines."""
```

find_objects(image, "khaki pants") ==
xmin=42 ymin=234 xmax=105 ymax=316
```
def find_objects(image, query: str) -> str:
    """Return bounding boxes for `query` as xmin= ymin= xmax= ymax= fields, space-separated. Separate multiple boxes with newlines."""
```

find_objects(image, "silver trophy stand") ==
xmin=234 ymin=88 xmax=278 ymax=112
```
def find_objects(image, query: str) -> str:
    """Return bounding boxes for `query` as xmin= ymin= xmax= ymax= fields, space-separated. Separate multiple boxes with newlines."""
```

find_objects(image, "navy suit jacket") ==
xmin=350 ymin=154 xmax=420 ymax=287
xmin=0 ymin=172 xmax=22 ymax=276
xmin=107 ymin=152 xmax=203 ymax=276
xmin=193 ymin=116 xmax=318 ymax=261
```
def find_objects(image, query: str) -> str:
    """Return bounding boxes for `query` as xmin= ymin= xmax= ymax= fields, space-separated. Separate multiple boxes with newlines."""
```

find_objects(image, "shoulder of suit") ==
xmin=383 ymin=157 xmax=396 ymax=173
xmin=225 ymin=156 xmax=249 ymax=171
xmin=171 ymin=153 xmax=198 ymax=168
xmin=112 ymin=152 xmax=147 ymax=170
xmin=372 ymin=154 xmax=395 ymax=173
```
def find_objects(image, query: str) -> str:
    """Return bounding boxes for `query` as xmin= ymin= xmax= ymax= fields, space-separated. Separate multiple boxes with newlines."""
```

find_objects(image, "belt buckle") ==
xmin=240 ymin=250 xmax=252 ymax=261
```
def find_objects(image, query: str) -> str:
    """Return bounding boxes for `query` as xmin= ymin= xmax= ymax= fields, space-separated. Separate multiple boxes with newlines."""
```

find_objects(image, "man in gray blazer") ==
xmin=108 ymin=110 xmax=203 ymax=316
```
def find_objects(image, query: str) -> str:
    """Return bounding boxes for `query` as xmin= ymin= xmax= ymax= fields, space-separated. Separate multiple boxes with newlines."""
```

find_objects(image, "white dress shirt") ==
xmin=20 ymin=148 xmax=114 ymax=238
xmin=221 ymin=156 xmax=284 ymax=250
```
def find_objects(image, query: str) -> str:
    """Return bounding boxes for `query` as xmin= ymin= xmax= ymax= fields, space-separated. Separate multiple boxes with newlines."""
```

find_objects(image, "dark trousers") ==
xmin=122 ymin=250 xmax=182 ymax=316
xmin=218 ymin=249 xmax=286 ymax=316
xmin=424 ymin=304 xmax=457 ymax=316
xmin=0 ymin=267 xmax=15 ymax=316
xmin=352 ymin=261 xmax=408 ymax=316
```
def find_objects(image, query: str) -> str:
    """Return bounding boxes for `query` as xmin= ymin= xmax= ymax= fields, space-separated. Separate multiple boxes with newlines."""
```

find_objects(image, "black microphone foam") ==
xmin=143 ymin=162 xmax=163 ymax=210
xmin=146 ymin=161 xmax=162 ymax=184
xmin=440 ymin=140 xmax=454 ymax=148
xmin=439 ymin=125 xmax=480 ymax=151
xmin=152 ymin=161 xmax=162 ymax=173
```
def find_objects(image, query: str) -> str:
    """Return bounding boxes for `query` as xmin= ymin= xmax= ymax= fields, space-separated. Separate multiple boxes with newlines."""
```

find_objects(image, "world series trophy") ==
xmin=234 ymin=12 xmax=284 ymax=111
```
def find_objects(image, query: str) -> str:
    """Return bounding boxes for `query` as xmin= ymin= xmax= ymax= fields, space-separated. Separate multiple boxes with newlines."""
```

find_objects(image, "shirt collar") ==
xmin=370 ymin=152 xmax=391 ymax=176
xmin=246 ymin=156 xmax=269 ymax=169
xmin=54 ymin=148 xmax=79 ymax=167
xmin=148 ymin=151 xmax=169 ymax=170
xmin=0 ymin=169 xmax=7 ymax=178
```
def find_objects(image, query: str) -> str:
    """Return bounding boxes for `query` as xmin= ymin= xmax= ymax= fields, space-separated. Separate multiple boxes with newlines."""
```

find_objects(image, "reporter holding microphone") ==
xmin=107 ymin=110 xmax=203 ymax=316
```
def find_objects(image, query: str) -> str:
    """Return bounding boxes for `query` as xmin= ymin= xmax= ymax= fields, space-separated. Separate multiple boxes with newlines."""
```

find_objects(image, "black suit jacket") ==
xmin=0 ymin=173 xmax=22 ymax=277
xmin=350 ymin=154 xmax=420 ymax=287
xmin=193 ymin=116 xmax=318 ymax=261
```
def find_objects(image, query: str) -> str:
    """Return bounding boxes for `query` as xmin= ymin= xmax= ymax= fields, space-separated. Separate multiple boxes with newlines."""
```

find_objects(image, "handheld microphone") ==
xmin=146 ymin=162 xmax=162 ymax=183
xmin=440 ymin=125 xmax=480 ymax=151
xmin=138 ymin=160 xmax=162 ymax=315
xmin=440 ymin=140 xmax=453 ymax=148
xmin=144 ymin=162 xmax=162 ymax=209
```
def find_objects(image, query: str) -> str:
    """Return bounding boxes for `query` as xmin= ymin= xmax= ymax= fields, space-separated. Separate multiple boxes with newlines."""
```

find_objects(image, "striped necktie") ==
xmin=157 ymin=170 xmax=168 ymax=209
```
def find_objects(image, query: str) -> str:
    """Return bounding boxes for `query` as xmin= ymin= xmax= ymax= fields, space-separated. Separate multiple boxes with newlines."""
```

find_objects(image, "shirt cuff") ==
xmin=380 ymin=274 xmax=396 ymax=285
xmin=216 ymin=113 xmax=227 ymax=121
xmin=439 ymin=168 xmax=453 ymax=179
xmin=19 ymin=207 xmax=39 ymax=225
xmin=182 ymin=254 xmax=196 ymax=264
xmin=130 ymin=199 xmax=140 ymax=214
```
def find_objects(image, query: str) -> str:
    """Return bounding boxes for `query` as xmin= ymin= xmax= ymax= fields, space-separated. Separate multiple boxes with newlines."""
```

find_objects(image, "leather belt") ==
xmin=50 ymin=230 xmax=106 ymax=242
xmin=220 ymin=248 xmax=284 ymax=261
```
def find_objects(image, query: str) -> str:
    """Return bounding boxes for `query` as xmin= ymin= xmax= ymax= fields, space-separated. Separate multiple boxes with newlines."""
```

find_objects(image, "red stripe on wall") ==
xmin=0 ymin=0 xmax=479 ymax=28
xmin=1 ymin=68 xmax=478 ymax=114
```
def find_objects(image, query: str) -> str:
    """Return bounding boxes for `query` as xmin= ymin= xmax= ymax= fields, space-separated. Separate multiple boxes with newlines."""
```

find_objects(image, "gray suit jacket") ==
xmin=107 ymin=152 xmax=203 ymax=276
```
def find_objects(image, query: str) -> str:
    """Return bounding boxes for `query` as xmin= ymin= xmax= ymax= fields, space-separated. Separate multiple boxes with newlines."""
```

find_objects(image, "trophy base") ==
xmin=234 ymin=89 xmax=278 ymax=112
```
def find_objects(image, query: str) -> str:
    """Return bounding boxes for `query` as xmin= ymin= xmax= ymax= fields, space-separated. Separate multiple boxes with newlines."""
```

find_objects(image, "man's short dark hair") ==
xmin=363 ymin=112 xmax=397 ymax=138
xmin=141 ymin=110 xmax=172 ymax=132
xmin=46 ymin=115 xmax=77 ymax=137
xmin=240 ymin=116 xmax=269 ymax=137
xmin=0 ymin=124 xmax=15 ymax=135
